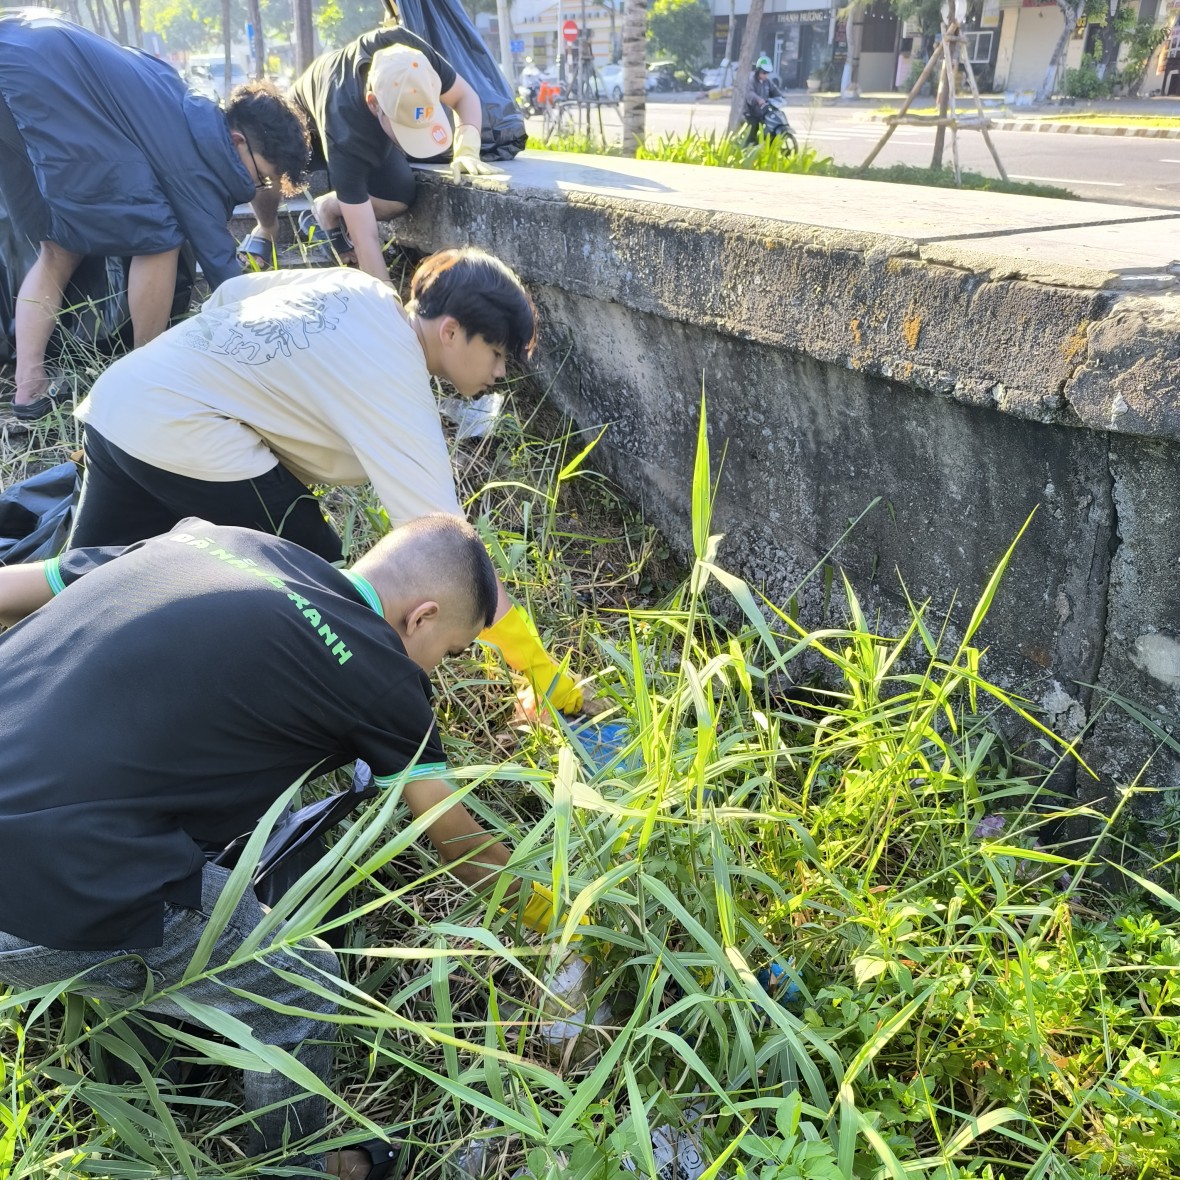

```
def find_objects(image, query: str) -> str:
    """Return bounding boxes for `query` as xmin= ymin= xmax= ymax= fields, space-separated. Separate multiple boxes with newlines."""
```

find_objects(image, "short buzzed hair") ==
xmin=354 ymin=514 xmax=498 ymax=630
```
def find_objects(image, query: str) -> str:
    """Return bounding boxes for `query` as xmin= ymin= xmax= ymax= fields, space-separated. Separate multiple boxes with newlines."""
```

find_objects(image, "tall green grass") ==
xmin=1 ymin=362 xmax=1178 ymax=1179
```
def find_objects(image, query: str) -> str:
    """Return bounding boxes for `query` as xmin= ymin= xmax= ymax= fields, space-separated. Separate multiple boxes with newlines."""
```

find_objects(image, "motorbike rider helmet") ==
xmin=755 ymin=55 xmax=772 ymax=74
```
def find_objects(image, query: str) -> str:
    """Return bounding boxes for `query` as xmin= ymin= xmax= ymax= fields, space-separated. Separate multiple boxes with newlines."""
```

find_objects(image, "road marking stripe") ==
xmin=1009 ymin=174 xmax=1124 ymax=186
xmin=1161 ymin=158 xmax=1180 ymax=163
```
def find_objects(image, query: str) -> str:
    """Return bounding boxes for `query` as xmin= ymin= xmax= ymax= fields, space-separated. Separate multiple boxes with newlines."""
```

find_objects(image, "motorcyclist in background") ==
xmin=743 ymin=55 xmax=783 ymax=145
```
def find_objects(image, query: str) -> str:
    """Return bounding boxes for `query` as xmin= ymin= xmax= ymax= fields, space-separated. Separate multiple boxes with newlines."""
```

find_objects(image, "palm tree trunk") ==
xmin=621 ymin=0 xmax=646 ymax=156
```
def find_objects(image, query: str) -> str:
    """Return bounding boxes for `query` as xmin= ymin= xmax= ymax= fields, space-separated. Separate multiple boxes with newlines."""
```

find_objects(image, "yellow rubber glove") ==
xmin=508 ymin=881 xmax=590 ymax=940
xmin=480 ymin=604 xmax=583 ymax=714
xmin=451 ymin=124 xmax=497 ymax=180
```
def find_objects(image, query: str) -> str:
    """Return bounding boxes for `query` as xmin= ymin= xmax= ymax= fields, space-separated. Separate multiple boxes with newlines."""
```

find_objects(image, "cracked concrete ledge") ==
xmin=389 ymin=159 xmax=1180 ymax=446
xmin=374 ymin=157 xmax=1180 ymax=797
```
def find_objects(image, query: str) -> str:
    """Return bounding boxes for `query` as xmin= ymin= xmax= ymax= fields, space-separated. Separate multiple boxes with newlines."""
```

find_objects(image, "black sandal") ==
xmin=298 ymin=210 xmax=353 ymax=258
xmin=238 ymin=232 xmax=277 ymax=272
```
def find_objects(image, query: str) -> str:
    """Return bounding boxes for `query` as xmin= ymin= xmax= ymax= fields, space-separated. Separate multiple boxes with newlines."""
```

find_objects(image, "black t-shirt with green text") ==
xmin=291 ymin=26 xmax=457 ymax=204
xmin=0 ymin=520 xmax=445 ymax=951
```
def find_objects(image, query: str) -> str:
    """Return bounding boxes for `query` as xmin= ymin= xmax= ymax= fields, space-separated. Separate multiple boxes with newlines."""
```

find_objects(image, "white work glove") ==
xmin=451 ymin=124 xmax=497 ymax=180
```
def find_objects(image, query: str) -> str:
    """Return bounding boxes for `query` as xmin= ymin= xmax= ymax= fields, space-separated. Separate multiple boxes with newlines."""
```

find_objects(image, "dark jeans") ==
xmin=70 ymin=426 xmax=344 ymax=562
xmin=0 ymin=862 xmax=338 ymax=1176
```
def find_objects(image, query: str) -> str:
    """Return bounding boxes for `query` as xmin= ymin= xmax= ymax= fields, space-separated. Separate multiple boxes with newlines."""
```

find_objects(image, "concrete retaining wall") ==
xmin=385 ymin=156 xmax=1180 ymax=800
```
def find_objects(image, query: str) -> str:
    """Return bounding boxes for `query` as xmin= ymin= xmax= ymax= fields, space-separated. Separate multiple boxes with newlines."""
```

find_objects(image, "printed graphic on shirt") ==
xmin=170 ymin=530 xmax=355 ymax=666
xmin=183 ymin=288 xmax=351 ymax=366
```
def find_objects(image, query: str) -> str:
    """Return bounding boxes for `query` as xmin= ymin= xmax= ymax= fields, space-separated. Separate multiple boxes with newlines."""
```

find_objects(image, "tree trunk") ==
xmin=1097 ymin=10 xmax=1123 ymax=78
xmin=497 ymin=0 xmax=516 ymax=84
xmin=222 ymin=0 xmax=233 ymax=99
xmin=621 ymin=0 xmax=646 ymax=156
xmin=840 ymin=2 xmax=863 ymax=96
xmin=727 ymin=0 xmax=764 ymax=132
xmin=1037 ymin=0 xmax=1080 ymax=99
xmin=722 ymin=0 xmax=736 ymax=84
xmin=247 ymin=0 xmax=265 ymax=79
xmin=293 ymin=0 xmax=315 ymax=75
xmin=103 ymin=0 xmax=128 ymax=43
xmin=930 ymin=34 xmax=949 ymax=167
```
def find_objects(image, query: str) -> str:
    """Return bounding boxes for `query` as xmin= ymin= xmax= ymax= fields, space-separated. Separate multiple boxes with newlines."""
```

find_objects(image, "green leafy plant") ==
xmin=1063 ymin=54 xmax=1111 ymax=99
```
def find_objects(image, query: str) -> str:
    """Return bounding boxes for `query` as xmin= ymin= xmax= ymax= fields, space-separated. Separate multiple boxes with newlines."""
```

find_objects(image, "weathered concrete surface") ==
xmin=379 ymin=155 xmax=1178 ymax=794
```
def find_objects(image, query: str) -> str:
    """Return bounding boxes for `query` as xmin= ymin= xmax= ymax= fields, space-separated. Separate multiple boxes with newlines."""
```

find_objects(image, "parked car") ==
xmin=599 ymin=61 xmax=623 ymax=100
xmin=644 ymin=60 xmax=703 ymax=93
xmin=701 ymin=61 xmax=735 ymax=89
xmin=187 ymin=57 xmax=249 ymax=103
xmin=184 ymin=63 xmax=220 ymax=103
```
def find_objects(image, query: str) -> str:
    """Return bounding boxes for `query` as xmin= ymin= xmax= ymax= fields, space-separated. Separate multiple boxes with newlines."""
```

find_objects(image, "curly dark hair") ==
xmin=225 ymin=81 xmax=309 ymax=197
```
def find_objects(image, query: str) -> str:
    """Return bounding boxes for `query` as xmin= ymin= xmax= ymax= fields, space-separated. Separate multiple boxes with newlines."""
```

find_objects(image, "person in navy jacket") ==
xmin=0 ymin=13 xmax=309 ymax=419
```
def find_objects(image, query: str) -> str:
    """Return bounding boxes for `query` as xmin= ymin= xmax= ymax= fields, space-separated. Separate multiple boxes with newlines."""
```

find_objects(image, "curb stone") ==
xmin=990 ymin=119 xmax=1180 ymax=136
xmin=868 ymin=112 xmax=1180 ymax=137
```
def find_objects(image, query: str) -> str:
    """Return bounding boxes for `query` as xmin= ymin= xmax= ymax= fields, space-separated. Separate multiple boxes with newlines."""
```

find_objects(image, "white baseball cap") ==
xmin=368 ymin=44 xmax=453 ymax=158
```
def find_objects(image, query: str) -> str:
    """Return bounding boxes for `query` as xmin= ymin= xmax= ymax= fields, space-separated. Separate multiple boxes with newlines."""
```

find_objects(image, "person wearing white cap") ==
xmin=247 ymin=27 xmax=494 ymax=284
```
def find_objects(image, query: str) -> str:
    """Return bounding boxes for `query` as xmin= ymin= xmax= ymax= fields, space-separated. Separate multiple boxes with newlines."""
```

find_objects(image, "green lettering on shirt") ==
xmin=172 ymin=531 xmax=363 ymax=671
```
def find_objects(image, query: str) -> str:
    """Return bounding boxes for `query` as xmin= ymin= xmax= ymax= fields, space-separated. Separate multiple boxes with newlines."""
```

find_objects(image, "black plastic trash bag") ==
xmin=0 ymin=461 xmax=79 ymax=565
xmin=390 ymin=0 xmax=527 ymax=160
xmin=212 ymin=761 xmax=377 ymax=944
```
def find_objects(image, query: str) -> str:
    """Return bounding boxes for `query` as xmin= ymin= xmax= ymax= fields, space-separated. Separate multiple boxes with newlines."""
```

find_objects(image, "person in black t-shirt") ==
xmin=247 ymin=27 xmax=493 ymax=283
xmin=0 ymin=513 xmax=555 ymax=1180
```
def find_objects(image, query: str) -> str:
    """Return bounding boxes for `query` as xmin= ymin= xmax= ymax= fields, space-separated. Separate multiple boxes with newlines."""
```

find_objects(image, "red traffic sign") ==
xmin=562 ymin=19 xmax=578 ymax=42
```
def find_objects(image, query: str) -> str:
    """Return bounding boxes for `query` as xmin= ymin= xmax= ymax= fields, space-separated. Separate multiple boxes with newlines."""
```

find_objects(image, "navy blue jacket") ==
xmin=0 ymin=15 xmax=255 ymax=288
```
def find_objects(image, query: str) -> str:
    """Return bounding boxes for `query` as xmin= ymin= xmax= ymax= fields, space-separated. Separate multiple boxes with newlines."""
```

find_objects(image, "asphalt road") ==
xmin=529 ymin=99 xmax=1180 ymax=210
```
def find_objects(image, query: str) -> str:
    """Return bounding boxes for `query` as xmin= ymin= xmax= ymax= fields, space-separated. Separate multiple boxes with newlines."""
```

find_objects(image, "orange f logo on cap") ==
xmin=368 ymin=44 xmax=453 ymax=157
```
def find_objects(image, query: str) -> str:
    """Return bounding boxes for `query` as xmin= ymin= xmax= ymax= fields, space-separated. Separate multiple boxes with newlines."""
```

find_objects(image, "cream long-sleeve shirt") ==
xmin=76 ymin=268 xmax=462 ymax=525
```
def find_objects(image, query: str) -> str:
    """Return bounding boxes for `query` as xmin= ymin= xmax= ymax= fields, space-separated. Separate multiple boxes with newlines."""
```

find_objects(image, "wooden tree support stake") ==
xmin=859 ymin=13 xmax=1007 ymax=184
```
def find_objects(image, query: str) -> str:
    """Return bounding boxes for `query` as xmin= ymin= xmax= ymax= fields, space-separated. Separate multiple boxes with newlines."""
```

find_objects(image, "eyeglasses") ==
xmin=244 ymin=139 xmax=273 ymax=191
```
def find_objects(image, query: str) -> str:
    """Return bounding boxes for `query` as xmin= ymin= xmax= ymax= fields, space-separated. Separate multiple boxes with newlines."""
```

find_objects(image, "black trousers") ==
xmin=69 ymin=426 xmax=344 ymax=562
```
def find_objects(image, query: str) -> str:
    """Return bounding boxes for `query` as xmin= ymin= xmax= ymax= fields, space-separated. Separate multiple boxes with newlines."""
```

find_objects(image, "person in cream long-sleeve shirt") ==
xmin=72 ymin=249 xmax=585 ymax=716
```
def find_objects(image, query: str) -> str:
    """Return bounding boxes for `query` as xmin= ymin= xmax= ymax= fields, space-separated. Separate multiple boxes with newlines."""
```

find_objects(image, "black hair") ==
xmin=408 ymin=248 xmax=538 ymax=364
xmin=225 ymin=81 xmax=310 ymax=197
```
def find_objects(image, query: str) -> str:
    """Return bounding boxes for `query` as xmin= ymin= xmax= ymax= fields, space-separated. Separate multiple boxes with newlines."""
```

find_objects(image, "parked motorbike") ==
xmin=516 ymin=75 xmax=563 ymax=116
xmin=759 ymin=96 xmax=799 ymax=155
